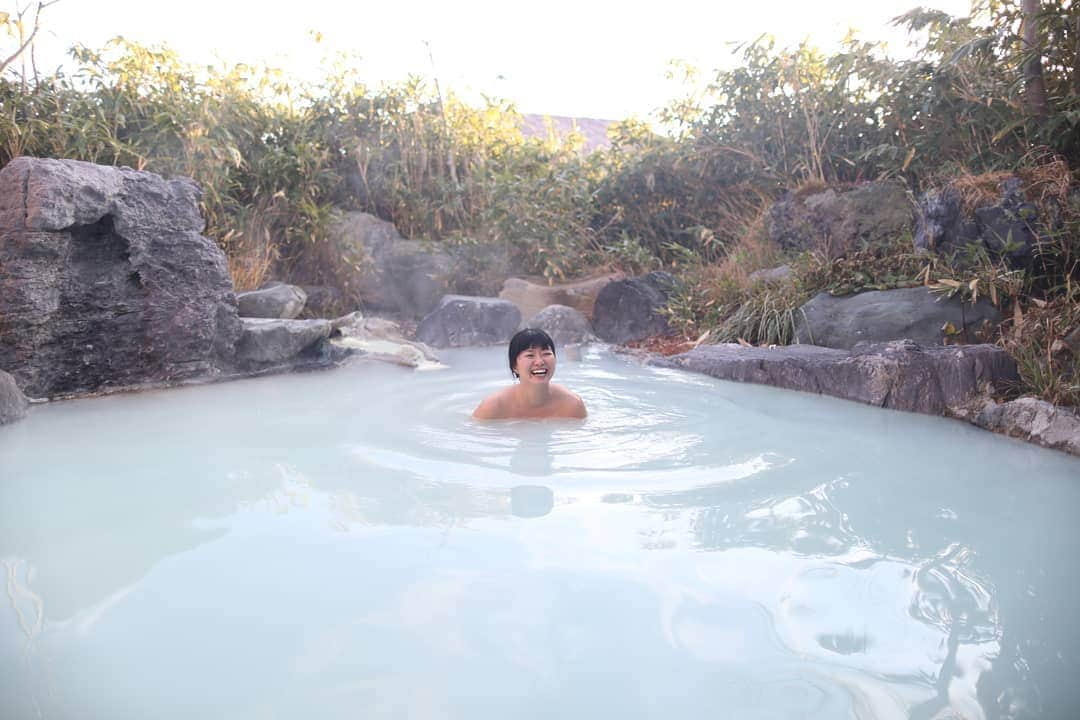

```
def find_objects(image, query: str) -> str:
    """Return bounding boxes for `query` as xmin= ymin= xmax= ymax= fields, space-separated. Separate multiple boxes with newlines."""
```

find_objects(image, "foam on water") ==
xmin=1 ymin=346 xmax=1079 ymax=719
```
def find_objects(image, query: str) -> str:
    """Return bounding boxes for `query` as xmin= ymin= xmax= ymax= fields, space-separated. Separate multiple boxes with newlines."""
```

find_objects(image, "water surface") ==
xmin=2 ymin=347 xmax=1079 ymax=719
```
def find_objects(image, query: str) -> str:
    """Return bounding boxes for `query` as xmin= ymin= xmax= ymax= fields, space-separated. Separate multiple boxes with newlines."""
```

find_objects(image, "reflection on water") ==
xmin=1 ymin=347 xmax=1079 ymax=719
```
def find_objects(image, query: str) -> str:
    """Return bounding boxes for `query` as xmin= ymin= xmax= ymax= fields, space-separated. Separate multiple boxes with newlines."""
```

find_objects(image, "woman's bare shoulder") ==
xmin=472 ymin=387 xmax=512 ymax=420
xmin=552 ymin=384 xmax=587 ymax=418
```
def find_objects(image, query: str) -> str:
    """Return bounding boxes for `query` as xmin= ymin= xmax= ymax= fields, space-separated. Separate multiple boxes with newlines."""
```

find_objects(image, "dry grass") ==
xmin=222 ymin=210 xmax=279 ymax=292
xmin=998 ymin=282 xmax=1080 ymax=406
xmin=1019 ymin=147 xmax=1072 ymax=206
xmin=710 ymin=209 xmax=785 ymax=291
xmin=944 ymin=150 xmax=1072 ymax=215
xmin=950 ymin=171 xmax=1013 ymax=214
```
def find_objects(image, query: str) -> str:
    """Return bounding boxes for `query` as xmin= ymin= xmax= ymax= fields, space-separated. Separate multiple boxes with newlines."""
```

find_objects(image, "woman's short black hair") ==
xmin=508 ymin=328 xmax=555 ymax=378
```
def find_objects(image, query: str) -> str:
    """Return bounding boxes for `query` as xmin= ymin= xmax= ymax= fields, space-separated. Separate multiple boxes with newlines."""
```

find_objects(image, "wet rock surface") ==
xmin=330 ymin=312 xmax=442 ymax=369
xmin=593 ymin=271 xmax=678 ymax=344
xmin=0 ymin=156 xmax=241 ymax=399
xmin=794 ymin=287 xmax=1001 ymax=349
xmin=524 ymin=304 xmax=596 ymax=345
xmin=955 ymin=397 xmax=1080 ymax=457
xmin=416 ymin=295 xmax=522 ymax=348
xmin=656 ymin=340 xmax=1018 ymax=416
xmin=0 ymin=370 xmax=28 ymax=425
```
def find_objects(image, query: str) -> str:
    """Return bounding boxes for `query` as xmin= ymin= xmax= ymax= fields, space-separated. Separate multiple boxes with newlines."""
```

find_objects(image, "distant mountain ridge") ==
xmin=519 ymin=114 xmax=614 ymax=152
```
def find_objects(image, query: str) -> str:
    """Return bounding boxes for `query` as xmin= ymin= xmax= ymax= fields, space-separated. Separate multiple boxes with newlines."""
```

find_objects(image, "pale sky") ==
xmin=25 ymin=0 xmax=973 ymax=120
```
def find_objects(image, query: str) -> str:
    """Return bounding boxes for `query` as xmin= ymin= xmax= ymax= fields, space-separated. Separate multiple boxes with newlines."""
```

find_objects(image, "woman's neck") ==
xmin=517 ymin=381 xmax=551 ymax=407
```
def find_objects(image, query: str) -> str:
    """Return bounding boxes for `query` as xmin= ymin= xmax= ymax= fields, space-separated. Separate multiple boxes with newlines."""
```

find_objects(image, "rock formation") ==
xmin=592 ymin=271 xmax=678 ymax=344
xmin=0 ymin=157 xmax=241 ymax=399
xmin=234 ymin=318 xmax=332 ymax=368
xmin=524 ymin=304 xmax=597 ymax=346
xmin=766 ymin=181 xmax=912 ymax=257
xmin=794 ymin=287 xmax=1001 ymax=349
xmin=415 ymin=295 xmax=522 ymax=348
xmin=329 ymin=211 xmax=450 ymax=319
xmin=656 ymin=340 xmax=1018 ymax=416
xmin=915 ymin=177 xmax=1037 ymax=266
xmin=954 ymin=397 xmax=1080 ymax=457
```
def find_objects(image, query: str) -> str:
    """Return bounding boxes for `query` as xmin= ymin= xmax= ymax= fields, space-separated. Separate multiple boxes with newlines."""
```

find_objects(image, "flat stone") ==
xmin=235 ymin=318 xmax=331 ymax=366
xmin=656 ymin=340 xmax=1017 ymax=415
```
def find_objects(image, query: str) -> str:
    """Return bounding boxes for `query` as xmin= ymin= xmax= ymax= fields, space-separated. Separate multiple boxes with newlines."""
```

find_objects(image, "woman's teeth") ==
xmin=531 ymin=369 xmax=547 ymax=376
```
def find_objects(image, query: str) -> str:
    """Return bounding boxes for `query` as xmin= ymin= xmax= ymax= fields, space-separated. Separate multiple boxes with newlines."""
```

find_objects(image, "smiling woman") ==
xmin=472 ymin=328 xmax=587 ymax=420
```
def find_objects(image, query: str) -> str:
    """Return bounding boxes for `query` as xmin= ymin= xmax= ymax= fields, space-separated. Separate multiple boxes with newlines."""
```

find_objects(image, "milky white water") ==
xmin=2 ymin=346 xmax=1079 ymax=720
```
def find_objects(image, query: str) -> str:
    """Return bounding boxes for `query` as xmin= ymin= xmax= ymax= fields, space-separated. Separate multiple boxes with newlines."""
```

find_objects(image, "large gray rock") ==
xmin=330 ymin=211 xmax=451 ymax=319
xmin=914 ymin=177 xmax=1037 ymax=266
xmin=234 ymin=318 xmax=332 ymax=366
xmin=0 ymin=157 xmax=242 ymax=399
xmin=236 ymin=283 xmax=307 ymax=319
xmin=416 ymin=295 xmax=521 ymax=348
xmin=961 ymin=397 xmax=1080 ymax=457
xmin=592 ymin=271 xmax=678 ymax=344
xmin=657 ymin=340 xmax=1017 ymax=416
xmin=766 ymin=181 xmax=912 ymax=257
xmin=525 ymin=304 xmax=597 ymax=346
xmin=0 ymin=370 xmax=28 ymax=425
xmin=794 ymin=287 xmax=1001 ymax=350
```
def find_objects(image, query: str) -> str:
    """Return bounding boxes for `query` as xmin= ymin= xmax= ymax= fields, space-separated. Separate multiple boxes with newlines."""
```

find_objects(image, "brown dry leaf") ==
xmin=902 ymin=147 xmax=916 ymax=172
xmin=737 ymin=338 xmax=753 ymax=348
xmin=1032 ymin=297 xmax=1048 ymax=308
xmin=969 ymin=278 xmax=979 ymax=304
xmin=1013 ymin=302 xmax=1024 ymax=339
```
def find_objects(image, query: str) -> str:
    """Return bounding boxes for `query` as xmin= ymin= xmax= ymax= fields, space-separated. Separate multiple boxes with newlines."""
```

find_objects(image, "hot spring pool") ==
xmin=2 ymin=346 xmax=1079 ymax=719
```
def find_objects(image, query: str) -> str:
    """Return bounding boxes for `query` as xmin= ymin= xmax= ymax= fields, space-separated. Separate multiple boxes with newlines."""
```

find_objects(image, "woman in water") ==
xmin=472 ymin=328 xmax=587 ymax=420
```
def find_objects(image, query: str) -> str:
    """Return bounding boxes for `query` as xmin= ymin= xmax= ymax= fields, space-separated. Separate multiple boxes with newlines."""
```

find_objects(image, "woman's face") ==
xmin=513 ymin=345 xmax=556 ymax=383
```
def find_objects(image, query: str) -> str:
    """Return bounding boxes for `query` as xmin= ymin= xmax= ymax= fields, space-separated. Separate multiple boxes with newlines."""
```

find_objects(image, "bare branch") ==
xmin=0 ymin=0 xmax=61 ymax=77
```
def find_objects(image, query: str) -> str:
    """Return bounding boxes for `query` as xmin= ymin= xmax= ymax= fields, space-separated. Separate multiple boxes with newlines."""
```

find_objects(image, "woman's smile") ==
xmin=516 ymin=349 xmax=555 ymax=382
